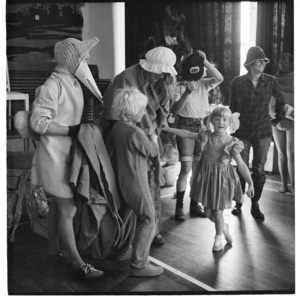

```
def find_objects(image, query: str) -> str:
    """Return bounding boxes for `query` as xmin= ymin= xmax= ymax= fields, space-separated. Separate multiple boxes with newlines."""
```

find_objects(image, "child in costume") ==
xmin=111 ymin=86 xmax=164 ymax=277
xmin=102 ymin=46 xmax=178 ymax=246
xmin=30 ymin=37 xmax=103 ymax=280
xmin=162 ymin=106 xmax=254 ymax=251
xmin=171 ymin=50 xmax=224 ymax=221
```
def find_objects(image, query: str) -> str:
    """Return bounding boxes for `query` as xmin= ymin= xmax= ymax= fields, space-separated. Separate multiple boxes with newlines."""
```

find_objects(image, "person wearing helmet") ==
xmin=30 ymin=37 xmax=103 ymax=280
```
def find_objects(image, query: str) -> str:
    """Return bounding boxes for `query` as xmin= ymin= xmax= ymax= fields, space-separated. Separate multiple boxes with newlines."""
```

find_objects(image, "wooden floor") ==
xmin=7 ymin=172 xmax=295 ymax=295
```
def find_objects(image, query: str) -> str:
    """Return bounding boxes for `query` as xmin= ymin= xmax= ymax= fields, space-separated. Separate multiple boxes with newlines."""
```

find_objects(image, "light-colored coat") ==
xmin=30 ymin=72 xmax=84 ymax=198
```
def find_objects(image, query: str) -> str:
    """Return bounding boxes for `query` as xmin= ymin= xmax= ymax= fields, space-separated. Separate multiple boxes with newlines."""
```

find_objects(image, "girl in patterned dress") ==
xmin=162 ymin=106 xmax=254 ymax=251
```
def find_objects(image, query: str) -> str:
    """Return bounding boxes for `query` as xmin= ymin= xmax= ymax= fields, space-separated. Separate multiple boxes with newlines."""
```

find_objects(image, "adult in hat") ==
xmin=229 ymin=46 xmax=286 ymax=219
xmin=170 ymin=50 xmax=224 ymax=221
xmin=30 ymin=37 xmax=103 ymax=280
xmin=101 ymin=47 xmax=177 ymax=255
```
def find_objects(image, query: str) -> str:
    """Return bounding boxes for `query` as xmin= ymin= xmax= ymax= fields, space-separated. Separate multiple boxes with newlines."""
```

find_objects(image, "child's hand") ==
xmin=185 ymin=81 xmax=195 ymax=93
xmin=161 ymin=121 xmax=170 ymax=131
xmin=197 ymin=50 xmax=207 ymax=61
xmin=246 ymin=184 xmax=255 ymax=198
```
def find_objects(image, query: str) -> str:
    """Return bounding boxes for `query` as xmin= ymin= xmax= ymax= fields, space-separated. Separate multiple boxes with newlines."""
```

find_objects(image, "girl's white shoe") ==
xmin=212 ymin=235 xmax=223 ymax=252
xmin=223 ymin=223 xmax=233 ymax=244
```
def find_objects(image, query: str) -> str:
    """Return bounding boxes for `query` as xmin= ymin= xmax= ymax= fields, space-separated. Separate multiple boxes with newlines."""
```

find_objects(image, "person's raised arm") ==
xmin=171 ymin=81 xmax=195 ymax=115
xmin=198 ymin=50 xmax=223 ymax=87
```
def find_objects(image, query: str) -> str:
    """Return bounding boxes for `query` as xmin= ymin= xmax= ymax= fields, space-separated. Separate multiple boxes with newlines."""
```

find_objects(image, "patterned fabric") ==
xmin=208 ymin=85 xmax=225 ymax=105
xmin=186 ymin=1 xmax=241 ymax=104
xmin=54 ymin=37 xmax=99 ymax=75
xmin=190 ymin=131 xmax=244 ymax=210
xmin=229 ymin=73 xmax=286 ymax=140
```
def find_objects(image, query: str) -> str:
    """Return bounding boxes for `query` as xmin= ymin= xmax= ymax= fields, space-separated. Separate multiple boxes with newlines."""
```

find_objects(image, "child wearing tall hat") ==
xmin=170 ymin=50 xmax=224 ymax=221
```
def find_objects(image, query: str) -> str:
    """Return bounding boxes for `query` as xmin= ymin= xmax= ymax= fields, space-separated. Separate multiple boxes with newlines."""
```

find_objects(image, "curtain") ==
xmin=183 ymin=2 xmax=241 ymax=104
xmin=256 ymin=1 xmax=294 ymax=75
xmin=125 ymin=2 xmax=241 ymax=104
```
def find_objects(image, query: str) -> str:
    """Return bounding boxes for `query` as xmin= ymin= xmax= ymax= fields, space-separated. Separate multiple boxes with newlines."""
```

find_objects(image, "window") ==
xmin=240 ymin=2 xmax=257 ymax=75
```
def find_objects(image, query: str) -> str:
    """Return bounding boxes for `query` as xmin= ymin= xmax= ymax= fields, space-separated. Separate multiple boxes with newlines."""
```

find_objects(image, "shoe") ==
xmin=212 ymin=235 xmax=223 ymax=252
xmin=278 ymin=185 xmax=288 ymax=193
xmin=175 ymin=208 xmax=185 ymax=221
xmin=190 ymin=204 xmax=206 ymax=217
xmin=223 ymin=223 xmax=233 ymax=244
xmin=131 ymin=264 xmax=164 ymax=277
xmin=251 ymin=203 xmax=265 ymax=219
xmin=152 ymin=234 xmax=165 ymax=246
xmin=231 ymin=204 xmax=242 ymax=215
xmin=73 ymin=264 xmax=104 ymax=280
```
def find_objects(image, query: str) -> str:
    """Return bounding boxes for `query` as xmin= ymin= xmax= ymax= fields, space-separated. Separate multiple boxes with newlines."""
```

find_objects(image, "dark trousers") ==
xmin=237 ymin=137 xmax=271 ymax=205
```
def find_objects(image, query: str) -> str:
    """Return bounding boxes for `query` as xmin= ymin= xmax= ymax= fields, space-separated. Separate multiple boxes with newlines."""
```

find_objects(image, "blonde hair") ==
xmin=135 ymin=66 xmax=177 ymax=105
xmin=112 ymin=86 xmax=148 ymax=121
xmin=210 ymin=105 xmax=232 ymax=120
xmin=210 ymin=106 xmax=240 ymax=133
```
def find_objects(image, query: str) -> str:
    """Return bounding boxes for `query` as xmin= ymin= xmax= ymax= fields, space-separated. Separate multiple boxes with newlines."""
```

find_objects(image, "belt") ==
xmin=179 ymin=116 xmax=202 ymax=124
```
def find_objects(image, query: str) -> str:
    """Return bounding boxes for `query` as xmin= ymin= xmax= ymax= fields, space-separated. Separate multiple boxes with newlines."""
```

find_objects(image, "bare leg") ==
xmin=205 ymin=207 xmax=232 ymax=244
xmin=55 ymin=197 xmax=85 ymax=270
xmin=212 ymin=209 xmax=224 ymax=237
xmin=272 ymin=127 xmax=288 ymax=192
xmin=286 ymin=129 xmax=294 ymax=194
xmin=177 ymin=160 xmax=193 ymax=189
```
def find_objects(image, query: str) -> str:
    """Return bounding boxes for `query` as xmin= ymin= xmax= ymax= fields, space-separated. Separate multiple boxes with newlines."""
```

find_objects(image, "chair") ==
xmin=7 ymin=61 xmax=30 ymax=151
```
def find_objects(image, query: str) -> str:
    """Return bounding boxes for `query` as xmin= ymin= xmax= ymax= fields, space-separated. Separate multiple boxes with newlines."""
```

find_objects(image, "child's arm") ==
xmin=198 ymin=50 xmax=224 ymax=86
xmin=171 ymin=81 xmax=195 ymax=115
xmin=148 ymin=133 xmax=158 ymax=145
xmin=162 ymin=122 xmax=199 ymax=140
xmin=233 ymin=153 xmax=255 ymax=198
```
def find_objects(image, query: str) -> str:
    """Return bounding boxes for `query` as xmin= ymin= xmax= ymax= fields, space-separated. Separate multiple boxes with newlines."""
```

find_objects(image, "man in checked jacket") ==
xmin=229 ymin=46 xmax=286 ymax=220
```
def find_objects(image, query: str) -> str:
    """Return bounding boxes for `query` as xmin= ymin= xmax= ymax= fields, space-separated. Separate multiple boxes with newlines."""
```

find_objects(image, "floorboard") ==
xmin=6 ymin=173 xmax=295 ymax=295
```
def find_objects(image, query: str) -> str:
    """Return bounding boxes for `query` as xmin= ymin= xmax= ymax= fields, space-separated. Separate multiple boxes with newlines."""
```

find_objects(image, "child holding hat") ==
xmin=171 ymin=50 xmax=224 ymax=221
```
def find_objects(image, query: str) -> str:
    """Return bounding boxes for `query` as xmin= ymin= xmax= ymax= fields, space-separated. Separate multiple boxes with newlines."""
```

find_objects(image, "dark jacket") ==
xmin=70 ymin=124 xmax=134 ymax=259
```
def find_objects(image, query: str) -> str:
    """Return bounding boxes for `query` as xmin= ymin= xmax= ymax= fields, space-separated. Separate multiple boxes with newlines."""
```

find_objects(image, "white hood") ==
xmin=75 ymin=60 xmax=103 ymax=104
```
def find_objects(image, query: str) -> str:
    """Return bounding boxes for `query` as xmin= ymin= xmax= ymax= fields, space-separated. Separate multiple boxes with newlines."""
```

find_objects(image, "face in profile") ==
xmin=132 ymin=106 xmax=146 ymax=123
